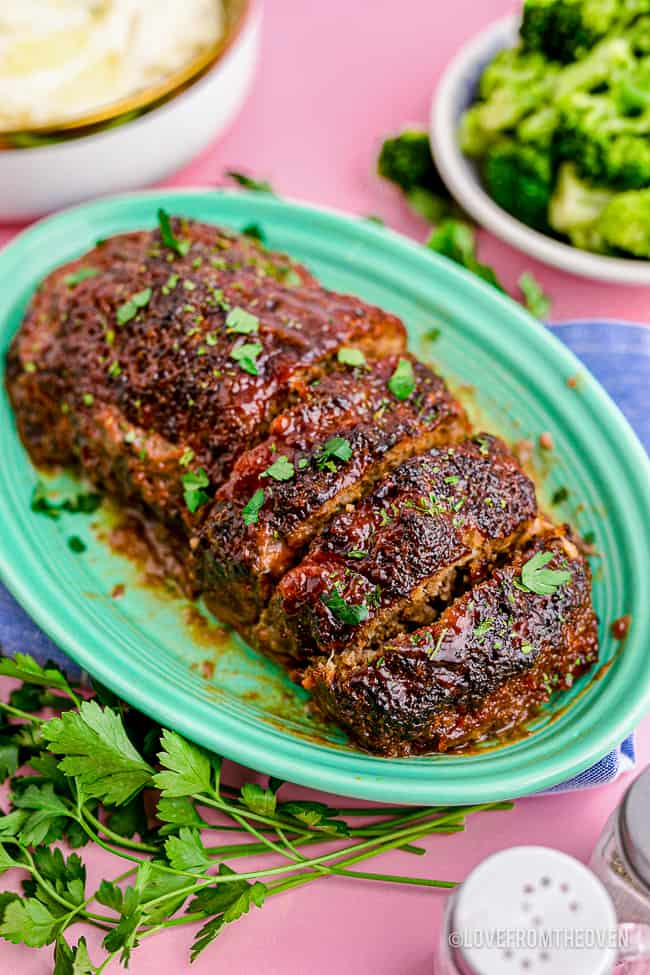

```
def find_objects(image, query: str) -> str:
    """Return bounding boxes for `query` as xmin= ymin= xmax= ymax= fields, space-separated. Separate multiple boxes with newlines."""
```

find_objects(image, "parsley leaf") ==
xmin=321 ymin=588 xmax=369 ymax=626
xmin=241 ymin=223 xmax=265 ymax=242
xmin=0 ymin=653 xmax=75 ymax=698
xmin=31 ymin=483 xmax=102 ymax=520
xmin=153 ymin=729 xmax=213 ymax=799
xmin=157 ymin=208 xmax=190 ymax=256
xmin=0 ymin=897 xmax=59 ymax=947
xmin=165 ymin=827 xmax=210 ymax=874
xmin=519 ymin=272 xmax=551 ymax=319
xmin=518 ymin=551 xmax=572 ymax=596
xmin=240 ymin=783 xmax=277 ymax=817
xmin=261 ymin=455 xmax=294 ymax=482
xmin=230 ymin=342 xmax=262 ymax=376
xmin=227 ymin=171 xmax=274 ymax=193
xmin=64 ymin=267 xmax=99 ymax=288
xmin=116 ymin=288 xmax=152 ymax=326
xmin=388 ymin=358 xmax=415 ymax=400
xmin=225 ymin=307 xmax=259 ymax=334
xmin=337 ymin=347 xmax=367 ymax=368
xmin=181 ymin=468 xmax=210 ymax=513
xmin=315 ymin=436 xmax=353 ymax=471
xmin=42 ymin=701 xmax=154 ymax=805
xmin=242 ymin=488 xmax=265 ymax=525
xmin=12 ymin=783 xmax=73 ymax=847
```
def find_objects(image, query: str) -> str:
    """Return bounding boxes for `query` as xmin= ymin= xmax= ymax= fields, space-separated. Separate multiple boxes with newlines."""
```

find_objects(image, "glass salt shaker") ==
xmin=436 ymin=846 xmax=620 ymax=974
xmin=590 ymin=765 xmax=650 ymax=925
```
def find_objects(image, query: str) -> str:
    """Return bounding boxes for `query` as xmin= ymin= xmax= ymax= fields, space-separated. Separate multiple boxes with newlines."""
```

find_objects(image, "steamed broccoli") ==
xmin=598 ymin=188 xmax=650 ymax=256
xmin=555 ymin=87 xmax=650 ymax=189
xmin=377 ymin=129 xmax=462 ymax=223
xmin=460 ymin=50 xmax=559 ymax=156
xmin=548 ymin=163 xmax=614 ymax=250
xmin=521 ymin=0 xmax=650 ymax=63
xmin=377 ymin=129 xmax=446 ymax=195
xmin=484 ymin=140 xmax=554 ymax=231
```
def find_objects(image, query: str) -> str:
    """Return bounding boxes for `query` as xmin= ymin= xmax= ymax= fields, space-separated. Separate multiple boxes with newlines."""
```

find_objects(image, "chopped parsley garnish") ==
xmin=519 ymin=272 xmax=551 ymax=320
xmin=297 ymin=458 xmax=309 ymax=469
xmin=157 ymin=208 xmax=191 ymax=257
xmin=426 ymin=327 xmax=441 ymax=343
xmin=347 ymin=549 xmax=368 ymax=560
xmin=242 ymin=488 xmax=266 ymax=525
xmin=242 ymin=223 xmax=265 ymax=242
xmin=315 ymin=436 xmax=353 ymax=472
xmin=226 ymin=307 xmax=260 ymax=334
xmin=230 ymin=342 xmax=262 ymax=376
xmin=183 ymin=280 xmax=196 ymax=291
xmin=321 ymin=588 xmax=369 ymax=626
xmin=476 ymin=436 xmax=490 ymax=456
xmin=337 ymin=347 xmax=367 ymax=368
xmin=24 ymin=362 xmax=36 ymax=373
xmin=516 ymin=551 xmax=572 ymax=596
xmin=415 ymin=491 xmax=444 ymax=518
xmin=281 ymin=267 xmax=302 ymax=287
xmin=107 ymin=361 xmax=121 ymax=378
xmin=31 ymin=483 xmax=102 ymax=520
xmin=227 ymin=171 xmax=274 ymax=193
xmin=444 ymin=475 xmax=459 ymax=485
xmin=82 ymin=393 xmax=94 ymax=406
xmin=261 ymin=456 xmax=295 ymax=482
xmin=474 ymin=618 xmax=493 ymax=640
xmin=67 ymin=536 xmax=86 ymax=554
xmin=179 ymin=448 xmax=195 ymax=468
xmin=521 ymin=642 xmax=534 ymax=655
xmin=426 ymin=627 xmax=447 ymax=660
xmin=551 ymin=486 xmax=569 ymax=505
xmin=64 ymin=266 xmax=99 ymax=287
xmin=116 ymin=288 xmax=152 ymax=326
xmin=162 ymin=273 xmax=179 ymax=294
xmin=181 ymin=468 xmax=210 ymax=513
xmin=388 ymin=358 xmax=415 ymax=400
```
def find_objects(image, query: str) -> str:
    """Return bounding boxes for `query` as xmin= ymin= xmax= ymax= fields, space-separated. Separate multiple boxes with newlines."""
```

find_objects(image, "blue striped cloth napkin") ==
xmin=1 ymin=320 xmax=647 ymax=792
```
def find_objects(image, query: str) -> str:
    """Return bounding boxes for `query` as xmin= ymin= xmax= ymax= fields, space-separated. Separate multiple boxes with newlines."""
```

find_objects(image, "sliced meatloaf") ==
xmin=6 ymin=219 xmax=406 ymax=531
xmin=256 ymin=435 xmax=539 ymax=665
xmin=303 ymin=532 xmax=599 ymax=755
xmin=195 ymin=355 xmax=468 ymax=627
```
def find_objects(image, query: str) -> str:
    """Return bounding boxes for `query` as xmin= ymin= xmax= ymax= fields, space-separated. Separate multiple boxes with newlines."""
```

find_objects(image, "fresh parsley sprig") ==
xmin=0 ymin=653 xmax=511 ymax=971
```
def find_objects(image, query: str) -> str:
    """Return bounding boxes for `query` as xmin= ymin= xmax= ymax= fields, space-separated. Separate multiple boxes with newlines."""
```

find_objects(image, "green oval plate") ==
xmin=1 ymin=190 xmax=649 ymax=804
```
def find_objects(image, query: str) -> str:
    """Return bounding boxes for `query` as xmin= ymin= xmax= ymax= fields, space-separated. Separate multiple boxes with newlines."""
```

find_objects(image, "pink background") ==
xmin=2 ymin=1 xmax=649 ymax=972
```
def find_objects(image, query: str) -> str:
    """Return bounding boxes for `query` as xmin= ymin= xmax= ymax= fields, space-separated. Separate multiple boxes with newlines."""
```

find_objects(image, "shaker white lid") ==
xmin=450 ymin=846 xmax=618 ymax=975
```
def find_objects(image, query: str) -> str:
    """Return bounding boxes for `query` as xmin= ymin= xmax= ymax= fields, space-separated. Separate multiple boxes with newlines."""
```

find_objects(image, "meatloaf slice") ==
xmin=256 ymin=435 xmax=539 ymax=665
xmin=304 ymin=532 xmax=599 ymax=755
xmin=6 ymin=219 xmax=406 ymax=531
xmin=196 ymin=355 xmax=468 ymax=626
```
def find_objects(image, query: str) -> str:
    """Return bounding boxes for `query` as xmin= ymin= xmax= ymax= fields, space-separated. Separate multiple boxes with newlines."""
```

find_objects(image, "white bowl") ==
xmin=430 ymin=14 xmax=650 ymax=286
xmin=0 ymin=1 xmax=262 ymax=221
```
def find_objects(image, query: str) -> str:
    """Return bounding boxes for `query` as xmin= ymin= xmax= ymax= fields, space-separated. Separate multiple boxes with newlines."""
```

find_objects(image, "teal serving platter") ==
xmin=0 ymin=190 xmax=648 ymax=804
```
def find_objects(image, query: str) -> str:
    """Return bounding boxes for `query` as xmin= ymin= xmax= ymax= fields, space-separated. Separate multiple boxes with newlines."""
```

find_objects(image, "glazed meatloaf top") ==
xmin=7 ymin=218 xmax=406 ymax=527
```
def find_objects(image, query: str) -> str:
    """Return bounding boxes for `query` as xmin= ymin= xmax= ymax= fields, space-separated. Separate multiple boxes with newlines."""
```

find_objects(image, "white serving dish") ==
xmin=430 ymin=14 xmax=650 ymax=286
xmin=0 ymin=1 xmax=262 ymax=221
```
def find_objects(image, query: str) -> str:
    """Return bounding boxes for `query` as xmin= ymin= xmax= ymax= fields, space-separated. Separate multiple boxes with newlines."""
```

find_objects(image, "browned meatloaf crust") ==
xmin=304 ymin=532 xmax=598 ymax=755
xmin=5 ymin=217 xmax=600 ymax=756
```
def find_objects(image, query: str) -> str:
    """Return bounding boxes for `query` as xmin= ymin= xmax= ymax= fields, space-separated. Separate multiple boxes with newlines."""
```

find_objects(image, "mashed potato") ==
xmin=0 ymin=0 xmax=224 ymax=131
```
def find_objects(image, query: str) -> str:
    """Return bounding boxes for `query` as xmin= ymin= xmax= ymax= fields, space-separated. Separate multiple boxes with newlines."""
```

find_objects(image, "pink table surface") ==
xmin=2 ymin=1 xmax=649 ymax=972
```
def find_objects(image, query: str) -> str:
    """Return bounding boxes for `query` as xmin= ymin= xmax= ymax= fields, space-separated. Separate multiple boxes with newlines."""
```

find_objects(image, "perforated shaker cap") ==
xmin=621 ymin=765 xmax=650 ymax=890
xmin=449 ymin=846 xmax=618 ymax=975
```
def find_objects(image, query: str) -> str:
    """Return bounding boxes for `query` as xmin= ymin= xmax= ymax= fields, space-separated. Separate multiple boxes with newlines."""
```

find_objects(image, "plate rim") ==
xmin=1 ymin=188 xmax=649 ymax=805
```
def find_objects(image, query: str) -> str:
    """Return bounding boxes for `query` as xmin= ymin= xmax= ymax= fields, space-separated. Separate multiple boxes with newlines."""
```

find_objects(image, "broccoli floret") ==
xmin=598 ymin=188 xmax=650 ymax=256
xmin=460 ymin=50 xmax=560 ymax=156
xmin=483 ymin=140 xmax=554 ymax=231
xmin=555 ymin=86 xmax=650 ymax=188
xmin=521 ymin=0 xmax=650 ymax=63
xmin=549 ymin=162 xmax=614 ymax=250
xmin=377 ymin=129 xmax=463 ymax=223
xmin=377 ymin=129 xmax=447 ymax=195
xmin=517 ymin=107 xmax=560 ymax=148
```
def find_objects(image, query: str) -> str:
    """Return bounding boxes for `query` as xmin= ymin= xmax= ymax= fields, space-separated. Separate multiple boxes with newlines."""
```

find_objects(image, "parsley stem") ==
xmin=198 ymin=794 xmax=313 ymax=839
xmin=81 ymin=806 xmax=159 ymax=853
xmin=0 ymin=701 xmax=44 ymax=723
